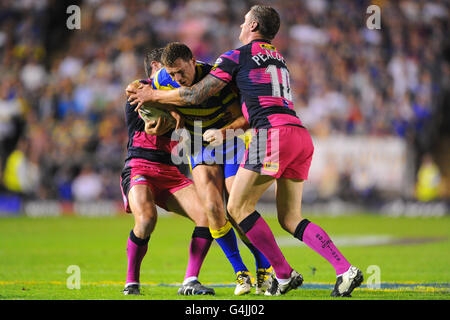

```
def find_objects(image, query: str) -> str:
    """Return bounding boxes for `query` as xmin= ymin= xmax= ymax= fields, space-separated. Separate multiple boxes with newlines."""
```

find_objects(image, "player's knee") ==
xmin=194 ymin=215 xmax=209 ymax=227
xmin=134 ymin=205 xmax=157 ymax=232
xmin=277 ymin=215 xmax=291 ymax=233
xmin=226 ymin=201 xmax=237 ymax=216
xmin=227 ymin=200 xmax=252 ymax=221
xmin=189 ymin=208 xmax=209 ymax=227
xmin=277 ymin=214 xmax=301 ymax=235
xmin=204 ymin=200 xmax=223 ymax=218
xmin=227 ymin=200 xmax=242 ymax=215
xmin=135 ymin=214 xmax=157 ymax=235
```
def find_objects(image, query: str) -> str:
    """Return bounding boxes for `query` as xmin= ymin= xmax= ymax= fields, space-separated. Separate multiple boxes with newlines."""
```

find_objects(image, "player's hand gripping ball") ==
xmin=138 ymin=106 xmax=176 ymax=128
xmin=126 ymin=80 xmax=176 ymax=129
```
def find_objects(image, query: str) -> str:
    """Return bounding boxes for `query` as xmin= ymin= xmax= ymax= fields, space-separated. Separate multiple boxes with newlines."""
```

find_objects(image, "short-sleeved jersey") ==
xmin=124 ymin=79 xmax=177 ymax=165
xmin=152 ymin=61 xmax=239 ymax=145
xmin=209 ymin=39 xmax=303 ymax=130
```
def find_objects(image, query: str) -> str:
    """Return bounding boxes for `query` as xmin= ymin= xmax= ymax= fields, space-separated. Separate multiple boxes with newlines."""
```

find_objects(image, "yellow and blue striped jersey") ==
xmin=152 ymin=61 xmax=240 ymax=144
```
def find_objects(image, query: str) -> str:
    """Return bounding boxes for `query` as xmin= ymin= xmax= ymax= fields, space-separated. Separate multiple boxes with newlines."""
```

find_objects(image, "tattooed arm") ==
xmin=128 ymin=75 xmax=228 ymax=111
xmin=177 ymin=74 xmax=228 ymax=105
xmin=126 ymin=81 xmax=178 ymax=112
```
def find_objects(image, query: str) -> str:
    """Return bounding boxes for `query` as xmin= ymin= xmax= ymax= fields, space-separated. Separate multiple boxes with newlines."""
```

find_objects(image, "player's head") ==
xmin=161 ymin=42 xmax=196 ymax=87
xmin=239 ymin=5 xmax=280 ymax=44
xmin=144 ymin=48 xmax=164 ymax=78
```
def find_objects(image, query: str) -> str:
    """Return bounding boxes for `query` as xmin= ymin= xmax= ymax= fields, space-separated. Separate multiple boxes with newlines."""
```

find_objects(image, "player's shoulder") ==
xmin=223 ymin=42 xmax=249 ymax=55
xmin=216 ymin=45 xmax=248 ymax=65
xmin=196 ymin=60 xmax=212 ymax=67
xmin=196 ymin=60 xmax=212 ymax=76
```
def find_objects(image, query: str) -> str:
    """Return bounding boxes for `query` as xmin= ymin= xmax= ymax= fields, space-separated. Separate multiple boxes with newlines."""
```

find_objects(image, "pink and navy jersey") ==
xmin=210 ymin=39 xmax=303 ymax=129
xmin=124 ymin=79 xmax=177 ymax=165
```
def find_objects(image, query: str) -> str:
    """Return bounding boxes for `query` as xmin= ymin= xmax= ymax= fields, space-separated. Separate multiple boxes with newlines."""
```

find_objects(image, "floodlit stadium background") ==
xmin=0 ymin=0 xmax=448 ymax=217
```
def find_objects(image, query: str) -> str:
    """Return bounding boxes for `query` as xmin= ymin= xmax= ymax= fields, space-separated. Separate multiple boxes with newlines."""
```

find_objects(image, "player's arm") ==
xmin=222 ymin=115 xmax=249 ymax=133
xmin=143 ymin=110 xmax=184 ymax=135
xmin=203 ymin=116 xmax=248 ymax=147
xmin=125 ymin=81 xmax=184 ymax=131
xmin=125 ymin=81 xmax=178 ymax=111
xmin=220 ymin=100 xmax=249 ymax=133
xmin=128 ymin=74 xmax=227 ymax=111
xmin=144 ymin=117 xmax=171 ymax=136
xmin=169 ymin=110 xmax=184 ymax=130
xmin=203 ymin=100 xmax=249 ymax=146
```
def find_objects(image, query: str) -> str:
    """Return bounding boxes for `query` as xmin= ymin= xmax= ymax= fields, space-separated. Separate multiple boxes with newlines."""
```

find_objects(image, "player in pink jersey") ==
xmin=121 ymin=48 xmax=215 ymax=296
xmin=128 ymin=6 xmax=363 ymax=297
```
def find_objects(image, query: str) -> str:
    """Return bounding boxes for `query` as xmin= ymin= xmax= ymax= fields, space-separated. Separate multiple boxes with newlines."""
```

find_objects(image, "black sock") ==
xmin=192 ymin=226 xmax=213 ymax=241
xmin=238 ymin=211 xmax=261 ymax=234
xmin=129 ymin=229 xmax=150 ymax=246
xmin=293 ymin=219 xmax=311 ymax=241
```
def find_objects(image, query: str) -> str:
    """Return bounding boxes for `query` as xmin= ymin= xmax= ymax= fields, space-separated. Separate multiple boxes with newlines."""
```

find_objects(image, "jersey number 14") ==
xmin=265 ymin=64 xmax=293 ymax=101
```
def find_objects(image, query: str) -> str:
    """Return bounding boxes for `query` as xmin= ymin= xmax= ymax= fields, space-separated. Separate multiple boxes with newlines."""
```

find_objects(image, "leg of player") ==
xmin=276 ymin=178 xmax=363 ymax=297
xmin=227 ymin=167 xmax=303 ymax=296
xmin=123 ymin=184 xmax=157 ymax=295
xmin=224 ymin=175 xmax=273 ymax=295
xmin=191 ymin=164 xmax=252 ymax=295
xmin=166 ymin=184 xmax=215 ymax=296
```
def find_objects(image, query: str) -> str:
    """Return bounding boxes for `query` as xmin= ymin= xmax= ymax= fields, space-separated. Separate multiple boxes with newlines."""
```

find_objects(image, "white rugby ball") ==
xmin=138 ymin=106 xmax=176 ymax=128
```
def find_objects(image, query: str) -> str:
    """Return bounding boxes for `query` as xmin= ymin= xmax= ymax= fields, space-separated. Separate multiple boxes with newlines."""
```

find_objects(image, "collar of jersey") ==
xmin=193 ymin=62 xmax=204 ymax=84
xmin=250 ymin=38 xmax=272 ymax=44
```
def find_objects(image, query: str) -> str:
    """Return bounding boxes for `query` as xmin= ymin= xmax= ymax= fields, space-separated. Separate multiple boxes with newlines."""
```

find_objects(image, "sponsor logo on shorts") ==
xmin=132 ymin=175 xmax=147 ymax=182
xmin=263 ymin=162 xmax=279 ymax=172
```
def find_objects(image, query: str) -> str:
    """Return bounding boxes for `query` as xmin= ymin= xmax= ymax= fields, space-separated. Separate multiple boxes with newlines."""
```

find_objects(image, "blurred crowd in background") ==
xmin=0 ymin=0 xmax=448 ymax=205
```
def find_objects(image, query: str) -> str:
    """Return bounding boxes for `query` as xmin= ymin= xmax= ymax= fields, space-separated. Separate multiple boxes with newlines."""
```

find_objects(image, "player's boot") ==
xmin=123 ymin=283 xmax=141 ymax=295
xmin=234 ymin=271 xmax=253 ymax=295
xmin=331 ymin=265 xmax=363 ymax=297
xmin=255 ymin=266 xmax=274 ymax=295
xmin=264 ymin=270 xmax=303 ymax=296
xmin=177 ymin=280 xmax=215 ymax=296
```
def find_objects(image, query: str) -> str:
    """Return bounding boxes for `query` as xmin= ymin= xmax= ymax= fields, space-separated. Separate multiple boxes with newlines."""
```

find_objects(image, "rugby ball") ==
xmin=138 ymin=106 xmax=176 ymax=128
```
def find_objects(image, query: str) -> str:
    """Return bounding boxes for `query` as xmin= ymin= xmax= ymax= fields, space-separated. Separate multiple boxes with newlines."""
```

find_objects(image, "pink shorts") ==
xmin=241 ymin=125 xmax=314 ymax=180
xmin=120 ymin=159 xmax=192 ymax=212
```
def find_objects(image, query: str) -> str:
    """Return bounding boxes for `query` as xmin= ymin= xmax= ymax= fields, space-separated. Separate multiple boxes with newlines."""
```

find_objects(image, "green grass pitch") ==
xmin=0 ymin=213 xmax=449 ymax=300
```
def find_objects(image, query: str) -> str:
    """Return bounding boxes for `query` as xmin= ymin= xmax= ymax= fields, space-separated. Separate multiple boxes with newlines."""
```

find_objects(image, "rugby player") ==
xmin=145 ymin=43 xmax=273 ymax=295
xmin=128 ymin=6 xmax=363 ymax=297
xmin=121 ymin=48 xmax=215 ymax=296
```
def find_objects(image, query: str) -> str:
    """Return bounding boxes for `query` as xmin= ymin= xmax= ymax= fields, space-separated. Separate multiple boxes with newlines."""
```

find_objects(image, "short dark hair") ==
xmin=162 ymin=42 xmax=193 ymax=67
xmin=144 ymin=48 xmax=164 ymax=77
xmin=250 ymin=5 xmax=280 ymax=41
